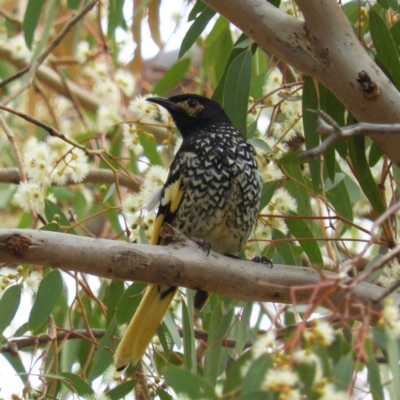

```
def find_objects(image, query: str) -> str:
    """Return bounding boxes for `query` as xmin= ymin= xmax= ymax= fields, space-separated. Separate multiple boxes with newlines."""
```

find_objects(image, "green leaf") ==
xmin=235 ymin=391 xmax=275 ymax=400
xmin=116 ymin=282 xmax=147 ymax=325
xmin=223 ymin=350 xmax=253 ymax=395
xmin=163 ymin=366 xmax=218 ymax=400
xmin=365 ymin=338 xmax=384 ymax=400
xmin=303 ymin=76 xmax=320 ymax=191
xmin=332 ymin=352 xmax=354 ymax=391
xmin=348 ymin=137 xmax=386 ymax=216
xmin=105 ymin=280 xmax=124 ymax=326
xmin=179 ymin=6 xmax=216 ymax=58
xmin=222 ymin=46 xmax=252 ymax=135
xmin=0 ymin=285 xmax=21 ymax=336
xmin=242 ymin=354 xmax=272 ymax=392
xmin=29 ymin=269 xmax=63 ymax=331
xmin=377 ymin=0 xmax=390 ymax=9
xmin=107 ymin=380 xmax=138 ymax=400
xmin=204 ymin=303 xmax=231 ymax=385
xmin=369 ymin=142 xmax=383 ymax=167
xmin=248 ymin=138 xmax=273 ymax=153
xmin=391 ymin=21 xmax=400 ymax=51
xmin=370 ymin=8 xmax=400 ymax=90
xmin=318 ymin=83 xmax=346 ymax=161
xmin=285 ymin=212 xmax=324 ymax=267
xmin=325 ymin=168 xmax=354 ymax=223
xmin=59 ymin=372 xmax=94 ymax=396
xmin=88 ymin=315 xmax=117 ymax=381
xmin=202 ymin=17 xmax=233 ymax=87
xmin=258 ymin=181 xmax=278 ymax=212
xmin=23 ymin=0 xmax=46 ymax=49
xmin=163 ymin=310 xmax=182 ymax=350
xmin=67 ymin=0 xmax=81 ymax=9
xmin=385 ymin=327 xmax=400 ymax=399
xmin=182 ymin=292 xmax=197 ymax=373
xmin=234 ymin=303 xmax=252 ymax=353
xmin=31 ymin=0 xmax=58 ymax=59
xmin=103 ymin=183 xmax=116 ymax=202
xmin=273 ymin=229 xmax=296 ymax=265
xmin=188 ymin=0 xmax=207 ymax=21
xmin=44 ymin=200 xmax=76 ymax=234
xmin=153 ymin=58 xmax=191 ymax=96
xmin=283 ymin=164 xmax=313 ymax=217
xmin=277 ymin=151 xmax=304 ymax=166
xmin=108 ymin=0 xmax=126 ymax=39
xmin=157 ymin=321 xmax=173 ymax=360
xmin=213 ymin=34 xmax=251 ymax=104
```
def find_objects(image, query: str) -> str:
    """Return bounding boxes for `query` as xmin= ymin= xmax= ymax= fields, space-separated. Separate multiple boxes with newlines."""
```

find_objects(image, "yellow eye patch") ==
xmin=177 ymin=100 xmax=205 ymax=117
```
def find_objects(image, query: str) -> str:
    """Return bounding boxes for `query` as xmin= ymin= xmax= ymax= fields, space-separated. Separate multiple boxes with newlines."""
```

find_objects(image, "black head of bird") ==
xmin=147 ymin=94 xmax=232 ymax=136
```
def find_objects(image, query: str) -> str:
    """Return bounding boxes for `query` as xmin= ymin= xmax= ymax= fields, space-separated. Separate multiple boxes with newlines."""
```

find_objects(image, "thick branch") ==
xmin=0 ymin=167 xmax=142 ymax=192
xmin=203 ymin=0 xmax=400 ymax=165
xmin=0 ymin=228 xmax=397 ymax=321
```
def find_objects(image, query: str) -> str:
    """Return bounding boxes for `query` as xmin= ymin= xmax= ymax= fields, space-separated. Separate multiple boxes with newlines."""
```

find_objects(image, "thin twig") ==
xmin=300 ymin=110 xmax=400 ymax=160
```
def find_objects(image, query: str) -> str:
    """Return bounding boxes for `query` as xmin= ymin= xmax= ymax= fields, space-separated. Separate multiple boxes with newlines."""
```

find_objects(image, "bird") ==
xmin=114 ymin=93 xmax=262 ymax=373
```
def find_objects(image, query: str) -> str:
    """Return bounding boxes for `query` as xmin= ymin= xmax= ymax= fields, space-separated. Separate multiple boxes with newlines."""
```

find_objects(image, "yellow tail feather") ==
xmin=114 ymin=284 xmax=178 ymax=373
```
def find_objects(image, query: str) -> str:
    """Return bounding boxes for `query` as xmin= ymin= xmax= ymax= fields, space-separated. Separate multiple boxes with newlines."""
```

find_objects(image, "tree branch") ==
xmin=203 ymin=0 xmax=400 ymax=165
xmin=0 ymin=227 xmax=397 ymax=321
xmin=300 ymin=110 xmax=400 ymax=160
xmin=0 ymin=167 xmax=142 ymax=192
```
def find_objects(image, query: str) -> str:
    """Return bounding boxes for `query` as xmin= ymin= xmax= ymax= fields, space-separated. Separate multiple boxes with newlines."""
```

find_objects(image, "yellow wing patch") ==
xmin=151 ymin=175 xmax=185 ymax=245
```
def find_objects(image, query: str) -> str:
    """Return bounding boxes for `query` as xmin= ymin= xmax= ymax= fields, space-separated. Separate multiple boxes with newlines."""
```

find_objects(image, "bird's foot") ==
xmin=191 ymin=237 xmax=211 ymax=256
xmin=251 ymin=256 xmax=273 ymax=269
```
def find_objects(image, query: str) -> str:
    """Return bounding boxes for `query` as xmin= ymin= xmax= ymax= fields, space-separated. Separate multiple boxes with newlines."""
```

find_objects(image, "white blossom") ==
xmin=76 ymin=41 xmax=92 ymax=64
xmin=263 ymin=367 xmax=298 ymax=391
xmin=129 ymin=95 xmax=159 ymax=121
xmin=24 ymin=271 xmax=42 ymax=294
xmin=115 ymin=69 xmax=136 ymax=97
xmin=4 ymin=35 xmax=32 ymax=61
xmin=14 ymin=182 xmax=46 ymax=213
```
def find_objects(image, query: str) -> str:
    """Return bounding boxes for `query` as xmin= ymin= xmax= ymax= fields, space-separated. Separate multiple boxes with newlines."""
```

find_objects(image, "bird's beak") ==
xmin=146 ymin=97 xmax=179 ymax=111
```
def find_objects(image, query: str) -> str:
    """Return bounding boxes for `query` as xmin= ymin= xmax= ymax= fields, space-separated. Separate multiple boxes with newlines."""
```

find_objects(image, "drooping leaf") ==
xmin=29 ymin=269 xmax=63 ymax=331
xmin=163 ymin=366 xmax=218 ymax=400
xmin=153 ymin=58 xmax=191 ymax=96
xmin=23 ymin=0 xmax=46 ymax=49
xmin=116 ymin=282 xmax=147 ymax=325
xmin=59 ymin=372 xmax=94 ymax=396
xmin=179 ymin=5 xmax=216 ymax=58
xmin=285 ymin=212 xmax=324 ymax=267
xmin=0 ymin=285 xmax=21 ymax=336
xmin=303 ymin=76 xmax=320 ymax=191
xmin=222 ymin=46 xmax=253 ymax=135
xmin=107 ymin=380 xmax=138 ymax=400
xmin=370 ymin=8 xmax=400 ymax=90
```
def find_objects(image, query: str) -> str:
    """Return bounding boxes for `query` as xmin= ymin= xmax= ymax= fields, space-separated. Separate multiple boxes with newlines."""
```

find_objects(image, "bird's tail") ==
xmin=114 ymin=283 xmax=178 ymax=374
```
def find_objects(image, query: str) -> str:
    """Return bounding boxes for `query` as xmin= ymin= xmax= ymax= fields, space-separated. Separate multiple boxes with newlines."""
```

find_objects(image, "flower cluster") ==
xmin=121 ymin=165 xmax=169 ymax=243
xmin=0 ymin=266 xmax=42 ymax=300
xmin=245 ymin=320 xmax=355 ymax=400
xmin=378 ymin=297 xmax=400 ymax=337
xmin=13 ymin=137 xmax=89 ymax=214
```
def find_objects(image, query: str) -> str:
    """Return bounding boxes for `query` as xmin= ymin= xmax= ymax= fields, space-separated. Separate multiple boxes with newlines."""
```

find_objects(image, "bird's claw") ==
xmin=252 ymin=256 xmax=273 ymax=269
xmin=192 ymin=237 xmax=211 ymax=256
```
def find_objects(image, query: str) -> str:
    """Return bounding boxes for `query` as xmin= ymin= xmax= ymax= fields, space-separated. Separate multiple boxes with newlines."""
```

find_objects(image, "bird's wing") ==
xmin=114 ymin=166 xmax=186 ymax=374
xmin=151 ymin=175 xmax=185 ymax=245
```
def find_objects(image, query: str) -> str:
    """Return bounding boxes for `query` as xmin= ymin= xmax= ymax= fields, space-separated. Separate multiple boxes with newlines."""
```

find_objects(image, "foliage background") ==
xmin=1 ymin=0 xmax=400 ymax=399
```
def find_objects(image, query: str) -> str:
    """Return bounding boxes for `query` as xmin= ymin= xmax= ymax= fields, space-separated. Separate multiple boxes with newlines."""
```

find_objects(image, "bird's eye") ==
xmin=187 ymin=99 xmax=199 ymax=108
